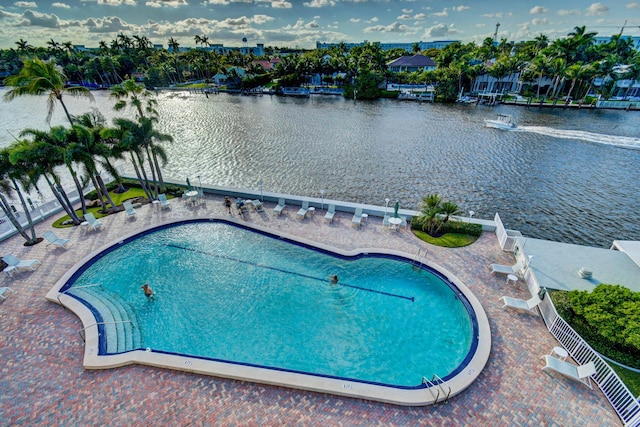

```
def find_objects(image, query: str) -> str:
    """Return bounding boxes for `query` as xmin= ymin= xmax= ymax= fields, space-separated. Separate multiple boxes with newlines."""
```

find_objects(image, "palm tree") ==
xmin=0 ymin=148 xmax=39 ymax=245
xmin=3 ymin=58 xmax=94 ymax=124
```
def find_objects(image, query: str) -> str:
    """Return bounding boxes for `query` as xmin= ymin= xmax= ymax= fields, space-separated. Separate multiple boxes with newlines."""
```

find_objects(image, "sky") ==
xmin=0 ymin=1 xmax=638 ymax=50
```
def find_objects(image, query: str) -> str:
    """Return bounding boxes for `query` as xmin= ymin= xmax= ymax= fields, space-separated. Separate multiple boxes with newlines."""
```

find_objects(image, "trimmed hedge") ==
xmin=410 ymin=217 xmax=482 ymax=237
xmin=85 ymin=179 xmax=185 ymax=200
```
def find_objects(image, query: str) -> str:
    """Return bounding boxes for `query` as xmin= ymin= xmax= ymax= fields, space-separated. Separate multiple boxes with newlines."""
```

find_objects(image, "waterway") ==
xmin=1 ymin=89 xmax=639 ymax=248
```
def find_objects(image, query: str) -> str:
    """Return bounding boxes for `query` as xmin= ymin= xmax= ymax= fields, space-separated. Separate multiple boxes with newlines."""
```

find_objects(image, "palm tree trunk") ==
xmin=67 ymin=166 xmax=88 ymax=215
xmin=95 ymin=174 xmax=118 ymax=210
xmin=11 ymin=178 xmax=37 ymax=242
xmin=0 ymin=193 xmax=38 ymax=244
xmin=131 ymin=152 xmax=153 ymax=200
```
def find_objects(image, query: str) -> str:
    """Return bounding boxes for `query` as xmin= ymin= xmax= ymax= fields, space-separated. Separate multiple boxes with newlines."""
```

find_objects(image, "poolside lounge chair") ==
xmin=500 ymin=294 xmax=541 ymax=314
xmin=324 ymin=204 xmax=336 ymax=223
xmin=352 ymin=207 xmax=363 ymax=227
xmin=542 ymin=355 xmax=596 ymax=389
xmin=250 ymin=199 xmax=264 ymax=213
xmin=158 ymin=193 xmax=171 ymax=209
xmin=82 ymin=213 xmax=104 ymax=231
xmin=2 ymin=254 xmax=41 ymax=276
xmin=123 ymin=201 xmax=137 ymax=218
xmin=490 ymin=259 xmax=525 ymax=276
xmin=43 ymin=231 xmax=72 ymax=249
xmin=273 ymin=198 xmax=286 ymax=216
xmin=0 ymin=287 xmax=15 ymax=301
xmin=297 ymin=201 xmax=309 ymax=219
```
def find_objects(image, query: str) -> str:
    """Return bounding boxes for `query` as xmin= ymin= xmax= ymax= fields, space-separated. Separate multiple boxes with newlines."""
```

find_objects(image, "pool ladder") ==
xmin=412 ymin=248 xmax=427 ymax=270
xmin=422 ymin=374 xmax=451 ymax=406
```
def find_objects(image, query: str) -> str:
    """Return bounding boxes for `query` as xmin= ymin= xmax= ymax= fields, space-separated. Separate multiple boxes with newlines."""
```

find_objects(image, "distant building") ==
xmin=316 ymin=40 xmax=458 ymax=52
xmin=593 ymin=35 xmax=640 ymax=50
xmin=386 ymin=54 xmax=437 ymax=72
xmin=199 ymin=43 xmax=265 ymax=57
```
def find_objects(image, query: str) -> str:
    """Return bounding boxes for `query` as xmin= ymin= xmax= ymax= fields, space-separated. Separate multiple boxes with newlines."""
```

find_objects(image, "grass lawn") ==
xmin=52 ymin=187 xmax=148 ymax=228
xmin=610 ymin=364 xmax=640 ymax=397
xmin=412 ymin=229 xmax=478 ymax=248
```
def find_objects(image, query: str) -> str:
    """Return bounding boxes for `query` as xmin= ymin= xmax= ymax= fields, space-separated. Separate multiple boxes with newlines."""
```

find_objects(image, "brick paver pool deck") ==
xmin=0 ymin=195 xmax=620 ymax=426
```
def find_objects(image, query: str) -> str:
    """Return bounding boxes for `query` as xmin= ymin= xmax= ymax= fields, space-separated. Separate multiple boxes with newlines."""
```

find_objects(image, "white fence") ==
xmin=538 ymin=294 xmax=640 ymax=426
xmin=494 ymin=213 xmax=521 ymax=252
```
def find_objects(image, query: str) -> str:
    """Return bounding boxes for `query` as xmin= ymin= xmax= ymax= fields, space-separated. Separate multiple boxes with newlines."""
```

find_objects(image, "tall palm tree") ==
xmin=3 ymin=58 xmax=94 ymax=124
xmin=0 ymin=148 xmax=39 ymax=245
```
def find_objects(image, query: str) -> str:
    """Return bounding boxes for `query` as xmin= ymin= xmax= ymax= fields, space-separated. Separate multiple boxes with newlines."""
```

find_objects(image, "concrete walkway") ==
xmin=0 ymin=194 xmax=620 ymax=426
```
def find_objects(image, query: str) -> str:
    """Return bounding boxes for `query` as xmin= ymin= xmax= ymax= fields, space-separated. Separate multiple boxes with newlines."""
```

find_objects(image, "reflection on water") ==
xmin=1 ymin=89 xmax=639 ymax=247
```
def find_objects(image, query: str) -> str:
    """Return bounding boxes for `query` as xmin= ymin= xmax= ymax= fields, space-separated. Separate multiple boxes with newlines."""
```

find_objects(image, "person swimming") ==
xmin=330 ymin=275 xmax=338 ymax=285
xmin=141 ymin=283 xmax=154 ymax=299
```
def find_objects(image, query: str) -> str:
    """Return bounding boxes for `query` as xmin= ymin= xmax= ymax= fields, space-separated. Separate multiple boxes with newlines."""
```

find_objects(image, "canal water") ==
xmin=1 ymin=89 xmax=639 ymax=248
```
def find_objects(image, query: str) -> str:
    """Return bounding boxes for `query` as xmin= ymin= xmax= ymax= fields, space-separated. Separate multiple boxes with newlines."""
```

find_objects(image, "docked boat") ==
xmin=484 ymin=114 xmax=517 ymax=130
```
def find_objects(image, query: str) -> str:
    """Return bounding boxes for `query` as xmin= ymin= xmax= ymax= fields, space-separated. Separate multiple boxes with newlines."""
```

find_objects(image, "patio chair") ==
xmin=0 ymin=287 xmax=15 ymax=301
xmin=541 ymin=355 xmax=596 ymax=389
xmin=500 ymin=294 xmax=541 ymax=314
xmin=490 ymin=259 xmax=525 ymax=276
xmin=43 ymin=231 xmax=72 ymax=249
xmin=273 ymin=198 xmax=286 ymax=216
xmin=158 ymin=193 xmax=171 ymax=209
xmin=82 ymin=213 xmax=104 ymax=231
xmin=324 ymin=204 xmax=336 ymax=223
xmin=2 ymin=254 xmax=41 ymax=276
xmin=123 ymin=201 xmax=137 ymax=218
xmin=297 ymin=201 xmax=309 ymax=219
xmin=251 ymin=200 xmax=264 ymax=213
xmin=352 ymin=207 xmax=363 ymax=227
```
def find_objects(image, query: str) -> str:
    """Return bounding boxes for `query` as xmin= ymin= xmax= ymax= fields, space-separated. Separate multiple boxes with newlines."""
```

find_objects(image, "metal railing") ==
xmin=539 ymin=294 xmax=640 ymax=427
xmin=422 ymin=374 xmax=451 ymax=406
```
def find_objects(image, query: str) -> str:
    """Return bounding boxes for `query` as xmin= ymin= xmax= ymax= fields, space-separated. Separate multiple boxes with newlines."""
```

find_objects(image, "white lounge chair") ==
xmin=352 ymin=207 xmax=363 ymax=227
xmin=82 ymin=213 xmax=104 ymax=231
xmin=2 ymin=254 xmax=41 ymax=276
xmin=542 ymin=355 xmax=596 ymax=389
xmin=490 ymin=259 xmax=525 ymax=276
xmin=273 ymin=198 xmax=286 ymax=216
xmin=297 ymin=201 xmax=309 ymax=219
xmin=43 ymin=231 xmax=71 ymax=249
xmin=0 ymin=287 xmax=15 ymax=301
xmin=123 ymin=201 xmax=137 ymax=218
xmin=324 ymin=204 xmax=336 ymax=223
xmin=500 ymin=295 xmax=541 ymax=314
xmin=158 ymin=193 xmax=171 ymax=209
xmin=250 ymin=199 xmax=264 ymax=213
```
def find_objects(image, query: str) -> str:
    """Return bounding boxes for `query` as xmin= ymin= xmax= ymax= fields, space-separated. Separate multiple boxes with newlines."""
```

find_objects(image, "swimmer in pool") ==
xmin=141 ymin=283 xmax=155 ymax=299
xmin=329 ymin=275 xmax=338 ymax=285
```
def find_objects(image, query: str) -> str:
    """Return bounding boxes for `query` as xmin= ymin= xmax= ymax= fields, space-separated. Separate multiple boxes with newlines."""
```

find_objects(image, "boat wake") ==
xmin=516 ymin=126 xmax=640 ymax=150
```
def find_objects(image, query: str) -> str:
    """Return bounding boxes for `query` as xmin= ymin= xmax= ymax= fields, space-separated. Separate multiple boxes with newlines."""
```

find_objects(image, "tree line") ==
xmin=2 ymin=27 xmax=639 ymax=102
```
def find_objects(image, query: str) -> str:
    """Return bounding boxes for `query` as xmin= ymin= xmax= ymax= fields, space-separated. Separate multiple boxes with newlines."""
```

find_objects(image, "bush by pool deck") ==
xmin=0 ymin=192 xmax=620 ymax=426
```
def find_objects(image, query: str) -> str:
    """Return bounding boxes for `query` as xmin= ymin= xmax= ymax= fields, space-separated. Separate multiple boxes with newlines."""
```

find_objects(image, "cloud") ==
xmin=423 ymin=22 xmax=459 ymax=38
xmin=585 ymin=2 xmax=608 ymax=15
xmin=52 ymin=2 xmax=71 ymax=8
xmin=98 ymin=0 xmax=137 ymax=5
xmin=303 ymin=0 xmax=335 ymax=7
xmin=482 ymin=12 xmax=502 ymax=18
xmin=17 ymin=10 xmax=62 ymax=28
xmin=557 ymin=9 xmax=581 ymax=15
xmin=350 ymin=18 xmax=360 ymax=23
xmin=413 ymin=13 xmax=426 ymax=19
xmin=625 ymin=2 xmax=640 ymax=7
xmin=305 ymin=20 xmax=319 ymax=28
xmin=397 ymin=14 xmax=411 ymax=20
xmin=145 ymin=0 xmax=187 ymax=7
xmin=531 ymin=18 xmax=548 ymax=25
xmin=431 ymin=9 xmax=448 ymax=17
xmin=453 ymin=5 xmax=469 ymax=12
xmin=271 ymin=0 xmax=292 ymax=7
xmin=530 ymin=6 xmax=548 ymax=14
xmin=252 ymin=14 xmax=274 ymax=24
xmin=84 ymin=16 xmax=134 ymax=33
xmin=367 ymin=16 xmax=378 ymax=23
xmin=401 ymin=8 xmax=412 ymax=13
xmin=363 ymin=21 xmax=410 ymax=33
xmin=14 ymin=2 xmax=37 ymax=8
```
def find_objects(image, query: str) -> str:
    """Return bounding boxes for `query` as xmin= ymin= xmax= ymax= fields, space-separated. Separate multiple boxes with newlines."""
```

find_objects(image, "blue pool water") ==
xmin=66 ymin=220 xmax=477 ymax=388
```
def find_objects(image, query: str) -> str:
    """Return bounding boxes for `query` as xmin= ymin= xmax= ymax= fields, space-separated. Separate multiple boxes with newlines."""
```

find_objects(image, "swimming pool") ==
xmin=48 ymin=219 xmax=491 ymax=405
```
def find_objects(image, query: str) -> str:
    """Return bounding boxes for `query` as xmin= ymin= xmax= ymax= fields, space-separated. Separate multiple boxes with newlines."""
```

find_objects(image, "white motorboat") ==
xmin=484 ymin=114 xmax=517 ymax=130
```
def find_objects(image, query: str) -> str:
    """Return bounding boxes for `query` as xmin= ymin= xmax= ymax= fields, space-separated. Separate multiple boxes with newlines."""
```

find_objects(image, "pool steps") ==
xmin=66 ymin=286 xmax=142 ymax=354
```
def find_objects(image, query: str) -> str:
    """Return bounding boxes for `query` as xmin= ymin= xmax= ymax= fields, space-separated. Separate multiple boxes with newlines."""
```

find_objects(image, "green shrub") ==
xmin=552 ymin=285 xmax=640 ymax=369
